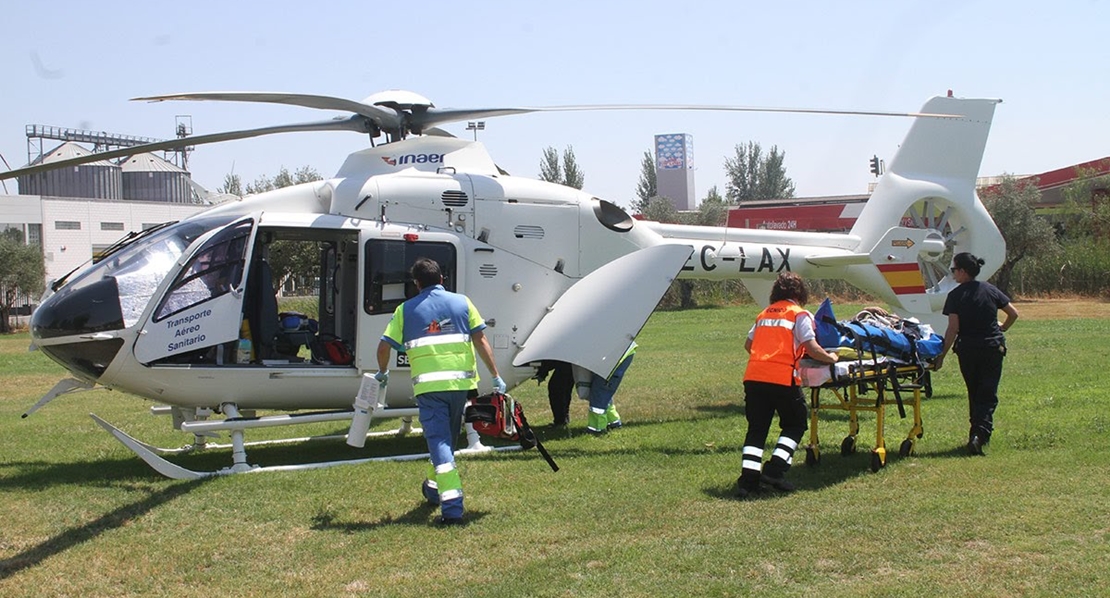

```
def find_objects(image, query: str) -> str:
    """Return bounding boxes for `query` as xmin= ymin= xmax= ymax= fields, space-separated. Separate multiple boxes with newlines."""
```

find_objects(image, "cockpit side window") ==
xmin=364 ymin=240 xmax=457 ymax=315
xmin=153 ymin=220 xmax=252 ymax=321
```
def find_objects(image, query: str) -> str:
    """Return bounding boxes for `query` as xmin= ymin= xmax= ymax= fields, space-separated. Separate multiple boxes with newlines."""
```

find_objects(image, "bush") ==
xmin=1006 ymin=238 xmax=1110 ymax=298
xmin=657 ymin=278 xmax=879 ymax=310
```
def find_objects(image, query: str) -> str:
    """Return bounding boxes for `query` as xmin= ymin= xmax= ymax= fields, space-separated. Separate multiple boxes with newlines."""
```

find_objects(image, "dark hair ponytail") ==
xmin=952 ymin=252 xmax=984 ymax=278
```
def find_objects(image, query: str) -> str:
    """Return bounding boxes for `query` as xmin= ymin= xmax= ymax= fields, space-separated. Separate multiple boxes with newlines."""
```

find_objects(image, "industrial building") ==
xmin=1 ymin=123 xmax=211 ymax=313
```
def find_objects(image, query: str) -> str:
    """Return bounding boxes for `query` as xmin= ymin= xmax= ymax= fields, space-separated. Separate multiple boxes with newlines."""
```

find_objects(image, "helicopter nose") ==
xmin=31 ymin=276 xmax=126 ymax=381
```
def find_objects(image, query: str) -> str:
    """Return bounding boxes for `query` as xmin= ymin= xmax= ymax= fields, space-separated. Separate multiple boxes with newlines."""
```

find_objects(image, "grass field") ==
xmin=1 ymin=300 xmax=1108 ymax=597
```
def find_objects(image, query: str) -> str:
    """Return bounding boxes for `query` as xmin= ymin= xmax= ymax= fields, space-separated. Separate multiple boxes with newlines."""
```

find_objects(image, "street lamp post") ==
xmin=466 ymin=121 xmax=485 ymax=141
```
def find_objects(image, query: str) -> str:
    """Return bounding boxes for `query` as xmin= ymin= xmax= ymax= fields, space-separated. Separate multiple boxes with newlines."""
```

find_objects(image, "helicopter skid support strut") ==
xmin=90 ymin=405 xmax=517 ymax=480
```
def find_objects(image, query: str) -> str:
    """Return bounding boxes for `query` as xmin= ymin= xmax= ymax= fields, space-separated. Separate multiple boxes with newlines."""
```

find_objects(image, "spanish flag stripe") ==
xmin=876 ymin=263 xmax=921 ymax=273
xmin=876 ymin=263 xmax=925 ymax=295
xmin=880 ymin=269 xmax=924 ymax=288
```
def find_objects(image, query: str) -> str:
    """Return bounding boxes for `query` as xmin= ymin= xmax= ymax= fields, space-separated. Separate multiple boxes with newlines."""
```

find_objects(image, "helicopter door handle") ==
xmin=81 ymin=332 xmax=117 ymax=340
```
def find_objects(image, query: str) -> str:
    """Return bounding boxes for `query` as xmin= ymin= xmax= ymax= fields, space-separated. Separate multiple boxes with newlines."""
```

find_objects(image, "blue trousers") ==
xmin=589 ymin=354 xmax=634 ymax=412
xmin=417 ymin=390 xmax=468 ymax=519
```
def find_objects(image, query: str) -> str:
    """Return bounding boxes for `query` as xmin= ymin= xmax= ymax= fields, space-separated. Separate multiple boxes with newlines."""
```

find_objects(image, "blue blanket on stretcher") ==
xmin=814 ymin=299 xmax=942 ymax=361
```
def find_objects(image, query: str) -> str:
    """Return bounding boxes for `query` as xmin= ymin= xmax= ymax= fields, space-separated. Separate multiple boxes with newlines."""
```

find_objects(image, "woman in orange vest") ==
xmin=737 ymin=272 xmax=839 ymax=499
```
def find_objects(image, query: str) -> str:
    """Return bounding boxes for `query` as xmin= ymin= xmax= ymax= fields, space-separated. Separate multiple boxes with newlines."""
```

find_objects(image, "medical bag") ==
xmin=465 ymin=392 xmax=558 ymax=471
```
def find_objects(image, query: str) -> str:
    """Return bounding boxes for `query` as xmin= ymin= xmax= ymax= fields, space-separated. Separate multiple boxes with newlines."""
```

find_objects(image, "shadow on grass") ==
xmin=311 ymin=505 xmax=489 ymax=531
xmin=0 ymin=457 xmax=181 ymax=490
xmin=505 ymin=415 xmax=981 ymax=499
xmin=0 ymin=478 xmax=210 ymax=580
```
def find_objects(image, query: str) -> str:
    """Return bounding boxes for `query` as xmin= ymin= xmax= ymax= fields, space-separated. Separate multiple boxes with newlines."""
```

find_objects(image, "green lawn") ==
xmin=1 ymin=303 xmax=1107 ymax=597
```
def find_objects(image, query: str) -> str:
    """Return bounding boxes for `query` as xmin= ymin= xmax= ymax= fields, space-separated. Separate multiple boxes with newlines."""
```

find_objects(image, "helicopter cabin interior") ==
xmin=148 ymin=221 xmax=460 ymax=369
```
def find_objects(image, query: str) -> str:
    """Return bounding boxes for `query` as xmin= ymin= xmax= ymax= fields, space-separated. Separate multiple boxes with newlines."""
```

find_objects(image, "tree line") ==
xmin=2 ymin=146 xmax=1107 ymax=332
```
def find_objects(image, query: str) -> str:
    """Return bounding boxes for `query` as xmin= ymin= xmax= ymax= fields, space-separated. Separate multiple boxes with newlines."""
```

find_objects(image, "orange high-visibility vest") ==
xmin=744 ymin=301 xmax=807 ymax=386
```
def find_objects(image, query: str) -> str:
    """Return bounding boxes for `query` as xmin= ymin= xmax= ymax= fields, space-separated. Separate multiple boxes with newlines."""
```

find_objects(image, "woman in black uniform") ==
xmin=934 ymin=252 xmax=1020 ymax=455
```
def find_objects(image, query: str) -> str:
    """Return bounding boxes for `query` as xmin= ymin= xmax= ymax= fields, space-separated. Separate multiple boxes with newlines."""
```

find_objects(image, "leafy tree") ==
xmin=1059 ymin=169 xmax=1110 ymax=242
xmin=538 ymin=146 xmax=585 ymax=189
xmin=640 ymin=196 xmax=679 ymax=224
xmin=633 ymin=150 xmax=657 ymax=214
xmin=724 ymin=141 xmax=795 ymax=203
xmin=539 ymin=147 xmax=562 ymax=184
xmin=0 ymin=229 xmax=45 ymax=333
xmin=693 ymin=186 xmax=727 ymax=226
xmin=232 ymin=166 xmax=325 ymax=294
xmin=219 ymin=173 xmax=243 ymax=196
xmin=980 ymin=174 xmax=1059 ymax=296
xmin=562 ymin=146 xmax=584 ymax=190
xmin=245 ymin=173 xmax=275 ymax=195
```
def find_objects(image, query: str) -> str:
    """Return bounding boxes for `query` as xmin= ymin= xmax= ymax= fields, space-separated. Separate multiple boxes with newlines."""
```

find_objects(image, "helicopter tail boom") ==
xmin=846 ymin=94 xmax=1004 ymax=328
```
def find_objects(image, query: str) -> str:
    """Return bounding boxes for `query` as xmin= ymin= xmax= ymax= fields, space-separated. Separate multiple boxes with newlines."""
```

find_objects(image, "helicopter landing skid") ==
xmin=89 ymin=413 xmax=519 ymax=480
xmin=136 ymin=424 xmax=425 ymax=455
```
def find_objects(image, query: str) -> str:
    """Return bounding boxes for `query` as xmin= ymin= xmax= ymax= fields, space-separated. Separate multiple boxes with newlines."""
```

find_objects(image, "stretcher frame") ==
xmin=802 ymin=358 xmax=929 ymax=472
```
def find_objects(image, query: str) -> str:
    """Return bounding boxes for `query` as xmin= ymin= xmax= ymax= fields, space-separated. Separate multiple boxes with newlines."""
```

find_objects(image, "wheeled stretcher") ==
xmin=799 ymin=357 xmax=930 ymax=472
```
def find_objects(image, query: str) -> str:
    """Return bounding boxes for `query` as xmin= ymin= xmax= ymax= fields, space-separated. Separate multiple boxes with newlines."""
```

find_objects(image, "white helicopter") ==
xmin=3 ymin=90 xmax=1004 ymax=479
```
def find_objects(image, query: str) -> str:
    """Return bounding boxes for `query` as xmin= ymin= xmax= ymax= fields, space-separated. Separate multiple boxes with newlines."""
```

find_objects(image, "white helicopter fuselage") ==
xmin=29 ymin=95 xmax=1004 ymax=420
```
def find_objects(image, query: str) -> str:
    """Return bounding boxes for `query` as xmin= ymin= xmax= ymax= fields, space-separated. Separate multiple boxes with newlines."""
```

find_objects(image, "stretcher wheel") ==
xmin=870 ymin=451 xmax=884 ymax=472
xmin=899 ymin=438 xmax=914 ymax=458
xmin=805 ymin=447 xmax=819 ymax=466
xmin=840 ymin=436 xmax=856 ymax=456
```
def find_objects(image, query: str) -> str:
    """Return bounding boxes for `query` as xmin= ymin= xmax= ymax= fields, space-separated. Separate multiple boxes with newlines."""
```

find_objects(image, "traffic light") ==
xmin=869 ymin=155 xmax=882 ymax=176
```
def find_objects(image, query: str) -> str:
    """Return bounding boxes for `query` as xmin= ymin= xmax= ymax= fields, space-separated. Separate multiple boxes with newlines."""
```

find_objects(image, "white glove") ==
xmin=492 ymin=376 xmax=507 ymax=394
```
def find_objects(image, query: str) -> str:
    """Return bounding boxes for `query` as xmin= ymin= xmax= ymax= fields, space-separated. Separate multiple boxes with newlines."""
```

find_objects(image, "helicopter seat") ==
xmin=275 ymin=312 xmax=318 ymax=360
xmin=244 ymin=257 xmax=280 ymax=361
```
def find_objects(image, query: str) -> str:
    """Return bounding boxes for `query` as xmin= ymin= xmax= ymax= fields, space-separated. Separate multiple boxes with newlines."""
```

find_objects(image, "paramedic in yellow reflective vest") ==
xmin=584 ymin=341 xmax=636 ymax=435
xmin=736 ymin=272 xmax=838 ymax=500
xmin=376 ymin=257 xmax=506 ymax=526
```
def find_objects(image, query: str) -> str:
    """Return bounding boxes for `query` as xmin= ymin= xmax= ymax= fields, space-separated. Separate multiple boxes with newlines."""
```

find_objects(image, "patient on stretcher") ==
xmin=814 ymin=298 xmax=942 ymax=362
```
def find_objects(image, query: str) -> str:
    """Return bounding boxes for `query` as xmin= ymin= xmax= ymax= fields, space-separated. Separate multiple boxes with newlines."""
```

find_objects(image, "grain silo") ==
xmin=17 ymin=142 xmax=122 ymax=199
xmin=120 ymin=152 xmax=194 ymax=203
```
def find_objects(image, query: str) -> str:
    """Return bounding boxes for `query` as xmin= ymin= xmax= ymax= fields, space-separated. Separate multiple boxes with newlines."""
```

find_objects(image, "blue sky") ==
xmin=2 ymin=1 xmax=1107 ymax=208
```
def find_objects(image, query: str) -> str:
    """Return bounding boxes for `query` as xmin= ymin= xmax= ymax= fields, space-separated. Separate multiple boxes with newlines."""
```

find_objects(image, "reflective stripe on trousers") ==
xmin=418 ymin=391 xmax=468 ymax=519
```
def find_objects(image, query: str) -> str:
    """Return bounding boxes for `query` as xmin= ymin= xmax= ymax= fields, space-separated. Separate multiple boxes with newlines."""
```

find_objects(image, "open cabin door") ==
xmin=512 ymin=243 xmax=693 ymax=377
xmin=134 ymin=216 xmax=258 ymax=364
xmin=356 ymin=228 xmax=463 ymax=382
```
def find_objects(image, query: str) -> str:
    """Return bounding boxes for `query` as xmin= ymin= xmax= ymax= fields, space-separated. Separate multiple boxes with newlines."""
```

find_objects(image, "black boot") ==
xmin=735 ymin=475 xmax=763 ymax=500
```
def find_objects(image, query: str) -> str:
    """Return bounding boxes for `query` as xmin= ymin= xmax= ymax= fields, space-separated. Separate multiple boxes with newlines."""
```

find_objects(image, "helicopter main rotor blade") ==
xmin=1 ymin=116 xmax=373 ymax=181
xmin=413 ymin=104 xmax=962 ymax=130
xmin=133 ymin=92 xmax=404 ymax=132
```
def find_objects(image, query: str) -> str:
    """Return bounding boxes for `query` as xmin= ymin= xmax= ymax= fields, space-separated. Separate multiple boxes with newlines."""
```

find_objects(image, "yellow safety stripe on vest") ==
xmin=404 ymin=333 xmax=470 ymax=350
xmin=413 ymin=370 xmax=476 ymax=385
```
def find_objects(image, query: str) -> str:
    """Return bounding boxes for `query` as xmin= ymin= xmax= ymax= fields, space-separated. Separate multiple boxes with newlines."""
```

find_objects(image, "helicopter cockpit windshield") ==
xmin=33 ymin=214 xmax=238 ymax=339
